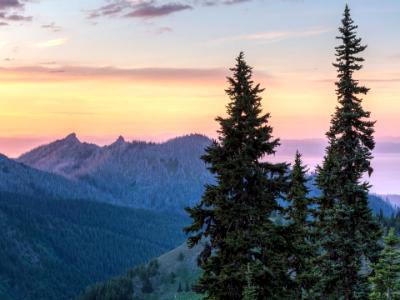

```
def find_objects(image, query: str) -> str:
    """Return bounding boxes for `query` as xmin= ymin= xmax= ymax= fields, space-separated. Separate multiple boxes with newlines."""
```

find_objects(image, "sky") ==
xmin=0 ymin=1 xmax=400 ymax=161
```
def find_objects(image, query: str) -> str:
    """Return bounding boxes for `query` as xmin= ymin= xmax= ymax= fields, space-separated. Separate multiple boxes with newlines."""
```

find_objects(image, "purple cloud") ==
xmin=0 ymin=13 xmax=31 ymax=21
xmin=0 ymin=0 xmax=32 ymax=23
xmin=88 ymin=0 xmax=250 ymax=20
xmin=125 ymin=2 xmax=192 ymax=18
xmin=0 ymin=0 xmax=23 ymax=10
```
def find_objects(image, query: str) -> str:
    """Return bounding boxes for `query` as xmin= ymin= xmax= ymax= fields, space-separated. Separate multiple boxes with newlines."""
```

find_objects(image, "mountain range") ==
xmin=17 ymin=133 xmax=213 ymax=211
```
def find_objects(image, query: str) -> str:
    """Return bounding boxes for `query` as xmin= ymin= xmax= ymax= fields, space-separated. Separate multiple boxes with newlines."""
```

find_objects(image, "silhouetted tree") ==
xmin=185 ymin=52 xmax=289 ymax=299
xmin=286 ymin=151 xmax=317 ymax=299
xmin=315 ymin=5 xmax=382 ymax=299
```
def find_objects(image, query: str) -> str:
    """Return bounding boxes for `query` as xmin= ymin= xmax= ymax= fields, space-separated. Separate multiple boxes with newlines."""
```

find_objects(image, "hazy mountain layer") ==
xmin=18 ymin=134 xmax=213 ymax=211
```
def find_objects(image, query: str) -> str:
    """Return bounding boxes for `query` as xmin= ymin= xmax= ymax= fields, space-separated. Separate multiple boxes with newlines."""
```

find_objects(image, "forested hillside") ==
xmin=79 ymin=243 xmax=203 ymax=300
xmin=0 ymin=192 xmax=187 ymax=300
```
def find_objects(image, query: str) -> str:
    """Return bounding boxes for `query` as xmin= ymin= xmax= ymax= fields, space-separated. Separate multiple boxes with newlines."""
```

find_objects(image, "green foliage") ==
xmin=369 ymin=228 xmax=400 ymax=300
xmin=178 ymin=252 xmax=185 ymax=261
xmin=79 ymin=243 xmax=202 ymax=300
xmin=78 ymin=277 xmax=133 ymax=300
xmin=178 ymin=282 xmax=183 ymax=293
xmin=141 ymin=277 xmax=154 ymax=294
xmin=0 ymin=192 xmax=187 ymax=300
xmin=185 ymin=52 xmax=290 ymax=299
xmin=242 ymin=264 xmax=259 ymax=300
xmin=379 ymin=212 xmax=400 ymax=235
xmin=286 ymin=152 xmax=317 ymax=299
xmin=314 ymin=5 xmax=382 ymax=299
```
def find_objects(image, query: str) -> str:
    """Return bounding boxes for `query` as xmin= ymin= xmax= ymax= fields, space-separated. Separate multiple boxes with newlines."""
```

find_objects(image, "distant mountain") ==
xmin=0 ymin=154 xmax=112 ymax=202
xmin=379 ymin=194 xmax=400 ymax=209
xmin=0 ymin=192 xmax=188 ymax=300
xmin=18 ymin=133 xmax=213 ymax=211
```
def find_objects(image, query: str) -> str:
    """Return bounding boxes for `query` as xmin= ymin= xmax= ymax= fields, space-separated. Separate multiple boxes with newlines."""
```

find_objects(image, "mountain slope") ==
xmin=18 ymin=134 xmax=213 ymax=211
xmin=79 ymin=243 xmax=203 ymax=300
xmin=0 ymin=192 xmax=188 ymax=300
xmin=0 ymin=154 xmax=112 ymax=202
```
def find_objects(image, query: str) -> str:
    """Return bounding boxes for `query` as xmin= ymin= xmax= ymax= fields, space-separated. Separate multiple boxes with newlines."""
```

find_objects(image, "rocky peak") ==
xmin=62 ymin=133 xmax=80 ymax=144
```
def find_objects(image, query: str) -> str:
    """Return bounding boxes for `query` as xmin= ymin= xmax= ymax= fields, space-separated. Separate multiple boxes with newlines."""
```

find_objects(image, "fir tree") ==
xmin=177 ymin=282 xmax=183 ymax=293
xmin=286 ymin=151 xmax=316 ymax=299
xmin=185 ymin=281 xmax=191 ymax=293
xmin=185 ymin=52 xmax=289 ymax=299
xmin=315 ymin=5 xmax=382 ymax=299
xmin=369 ymin=228 xmax=400 ymax=300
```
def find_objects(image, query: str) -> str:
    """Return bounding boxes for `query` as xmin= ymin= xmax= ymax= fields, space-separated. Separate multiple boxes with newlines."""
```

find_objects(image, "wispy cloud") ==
xmin=201 ymin=0 xmax=252 ymax=6
xmin=125 ymin=2 xmax=192 ymax=18
xmin=35 ymin=38 xmax=67 ymax=48
xmin=211 ymin=28 xmax=332 ymax=44
xmin=88 ymin=0 xmax=192 ymax=20
xmin=88 ymin=0 xmax=253 ymax=21
xmin=42 ymin=22 xmax=62 ymax=32
xmin=0 ymin=0 xmax=33 ymax=25
xmin=0 ymin=65 xmax=272 ymax=85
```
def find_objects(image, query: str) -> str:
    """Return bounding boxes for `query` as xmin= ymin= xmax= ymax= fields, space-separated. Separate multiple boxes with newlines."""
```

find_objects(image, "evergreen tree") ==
xmin=315 ymin=5 xmax=382 ymax=299
xmin=286 ymin=151 xmax=316 ymax=299
xmin=185 ymin=281 xmax=191 ymax=293
xmin=177 ymin=282 xmax=183 ymax=293
xmin=141 ymin=277 xmax=153 ymax=294
xmin=185 ymin=52 xmax=289 ymax=299
xmin=369 ymin=228 xmax=400 ymax=300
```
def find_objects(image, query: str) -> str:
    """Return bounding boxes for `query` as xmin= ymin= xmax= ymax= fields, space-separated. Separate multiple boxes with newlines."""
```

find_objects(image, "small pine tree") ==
xmin=315 ymin=5 xmax=382 ymax=299
xmin=177 ymin=252 xmax=185 ymax=262
xmin=141 ymin=277 xmax=153 ymax=294
xmin=177 ymin=282 xmax=183 ymax=293
xmin=185 ymin=52 xmax=290 ymax=299
xmin=369 ymin=228 xmax=400 ymax=300
xmin=185 ymin=281 xmax=191 ymax=293
xmin=286 ymin=151 xmax=316 ymax=299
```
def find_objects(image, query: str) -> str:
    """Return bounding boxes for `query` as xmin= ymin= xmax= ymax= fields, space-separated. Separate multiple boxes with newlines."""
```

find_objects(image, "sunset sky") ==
xmin=1 ymin=0 xmax=400 ymax=158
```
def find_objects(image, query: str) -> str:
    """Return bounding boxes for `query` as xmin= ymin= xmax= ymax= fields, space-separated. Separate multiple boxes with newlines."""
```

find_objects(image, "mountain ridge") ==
xmin=18 ymin=133 xmax=214 ymax=211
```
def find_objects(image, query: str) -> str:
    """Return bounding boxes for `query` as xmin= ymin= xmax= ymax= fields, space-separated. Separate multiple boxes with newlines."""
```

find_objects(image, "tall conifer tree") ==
xmin=286 ymin=151 xmax=316 ymax=299
xmin=185 ymin=52 xmax=289 ymax=299
xmin=315 ymin=5 xmax=382 ymax=299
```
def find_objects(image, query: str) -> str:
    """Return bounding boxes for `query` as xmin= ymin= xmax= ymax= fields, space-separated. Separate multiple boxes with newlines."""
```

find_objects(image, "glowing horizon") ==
xmin=1 ymin=0 xmax=400 ymax=193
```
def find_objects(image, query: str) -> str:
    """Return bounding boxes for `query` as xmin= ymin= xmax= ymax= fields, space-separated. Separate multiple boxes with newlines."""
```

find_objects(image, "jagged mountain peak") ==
xmin=116 ymin=135 xmax=125 ymax=143
xmin=108 ymin=135 xmax=127 ymax=148
xmin=64 ymin=132 xmax=79 ymax=143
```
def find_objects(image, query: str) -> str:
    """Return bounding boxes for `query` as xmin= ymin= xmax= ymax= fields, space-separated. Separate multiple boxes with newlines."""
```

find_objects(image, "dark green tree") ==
xmin=141 ymin=277 xmax=153 ymax=294
xmin=78 ymin=277 xmax=133 ymax=300
xmin=185 ymin=281 xmax=191 ymax=293
xmin=185 ymin=52 xmax=289 ymax=299
xmin=369 ymin=228 xmax=400 ymax=300
xmin=177 ymin=282 xmax=183 ymax=293
xmin=315 ymin=5 xmax=382 ymax=299
xmin=286 ymin=151 xmax=316 ymax=299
